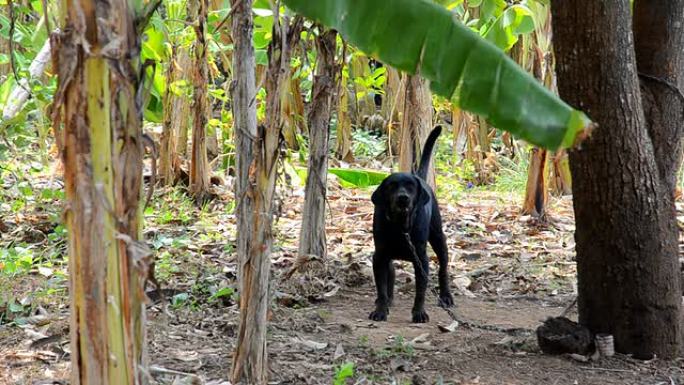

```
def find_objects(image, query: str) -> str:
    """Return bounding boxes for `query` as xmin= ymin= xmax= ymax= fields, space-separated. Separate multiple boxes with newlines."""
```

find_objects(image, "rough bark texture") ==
xmin=159 ymin=44 xmax=187 ymax=185
xmin=230 ymin=4 xmax=303 ymax=384
xmin=230 ymin=0 xmax=261 ymax=380
xmin=522 ymin=52 xmax=548 ymax=216
xmin=381 ymin=67 xmax=402 ymax=132
xmin=633 ymin=2 xmax=684 ymax=195
xmin=399 ymin=75 xmax=434 ymax=188
xmin=299 ymin=29 xmax=337 ymax=259
xmin=548 ymin=150 xmax=572 ymax=196
xmin=189 ymin=0 xmax=211 ymax=201
xmin=521 ymin=148 xmax=547 ymax=217
xmin=552 ymin=0 xmax=683 ymax=359
xmin=335 ymin=77 xmax=354 ymax=162
xmin=54 ymin=0 xmax=149 ymax=383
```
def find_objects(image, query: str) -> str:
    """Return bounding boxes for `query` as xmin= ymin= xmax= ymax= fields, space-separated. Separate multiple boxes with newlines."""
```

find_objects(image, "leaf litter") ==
xmin=2 ymin=175 xmax=684 ymax=384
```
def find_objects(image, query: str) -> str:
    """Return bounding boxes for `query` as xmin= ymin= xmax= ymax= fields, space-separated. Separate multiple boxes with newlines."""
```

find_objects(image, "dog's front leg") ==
xmin=370 ymin=252 xmax=391 ymax=321
xmin=411 ymin=244 xmax=430 ymax=323
xmin=429 ymin=229 xmax=454 ymax=308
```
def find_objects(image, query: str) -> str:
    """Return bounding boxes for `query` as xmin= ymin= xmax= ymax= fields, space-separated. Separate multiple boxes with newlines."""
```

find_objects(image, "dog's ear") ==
xmin=415 ymin=176 xmax=431 ymax=207
xmin=371 ymin=180 xmax=387 ymax=206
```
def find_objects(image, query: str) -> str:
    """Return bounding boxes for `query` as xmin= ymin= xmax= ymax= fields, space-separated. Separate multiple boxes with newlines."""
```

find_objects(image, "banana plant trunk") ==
xmin=522 ymin=41 xmax=550 ymax=216
xmin=189 ymin=0 xmax=211 ymax=201
xmin=335 ymin=61 xmax=354 ymax=162
xmin=521 ymin=148 xmax=547 ymax=217
xmin=548 ymin=150 xmax=572 ymax=195
xmin=53 ymin=0 xmax=149 ymax=383
xmin=230 ymin=3 xmax=302 ymax=382
xmin=159 ymin=44 xmax=187 ymax=185
xmin=299 ymin=29 xmax=337 ymax=259
xmin=399 ymin=75 xmax=434 ymax=188
xmin=173 ymin=48 xmax=192 ymax=157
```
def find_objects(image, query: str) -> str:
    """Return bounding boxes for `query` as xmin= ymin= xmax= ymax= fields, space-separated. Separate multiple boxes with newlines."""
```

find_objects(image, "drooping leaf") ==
xmin=283 ymin=0 xmax=591 ymax=150
xmin=295 ymin=167 xmax=388 ymax=188
xmin=328 ymin=168 xmax=388 ymax=188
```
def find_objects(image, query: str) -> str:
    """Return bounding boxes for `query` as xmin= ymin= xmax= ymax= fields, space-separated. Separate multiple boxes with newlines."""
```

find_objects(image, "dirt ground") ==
xmin=2 ymin=185 xmax=684 ymax=384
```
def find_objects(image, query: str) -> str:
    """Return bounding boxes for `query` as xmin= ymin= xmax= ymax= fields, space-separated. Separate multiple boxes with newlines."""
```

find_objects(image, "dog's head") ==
xmin=371 ymin=173 xmax=431 ymax=230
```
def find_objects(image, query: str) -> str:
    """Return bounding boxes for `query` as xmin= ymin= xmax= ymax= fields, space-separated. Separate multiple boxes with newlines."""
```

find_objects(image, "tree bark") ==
xmin=335 ymin=72 xmax=354 ymax=162
xmin=633 ymin=2 xmax=684 ymax=195
xmin=230 ymin=2 xmax=262 ymax=381
xmin=299 ymin=29 xmax=337 ymax=259
xmin=399 ymin=75 xmax=434 ymax=188
xmin=552 ymin=0 xmax=683 ymax=359
xmin=522 ymin=47 xmax=548 ymax=216
xmin=53 ymin=0 xmax=149 ymax=383
xmin=230 ymin=3 xmax=302 ymax=383
xmin=548 ymin=150 xmax=572 ymax=196
xmin=189 ymin=0 xmax=211 ymax=201
xmin=159 ymin=44 xmax=186 ymax=185
xmin=521 ymin=148 xmax=547 ymax=217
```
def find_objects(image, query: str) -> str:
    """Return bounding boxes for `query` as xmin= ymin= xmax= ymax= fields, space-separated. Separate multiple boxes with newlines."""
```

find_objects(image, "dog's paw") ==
xmin=438 ymin=292 xmax=454 ymax=308
xmin=369 ymin=309 xmax=388 ymax=321
xmin=411 ymin=309 xmax=430 ymax=323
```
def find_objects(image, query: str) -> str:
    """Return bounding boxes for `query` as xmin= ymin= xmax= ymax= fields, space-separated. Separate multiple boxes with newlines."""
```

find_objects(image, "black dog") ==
xmin=369 ymin=126 xmax=453 ymax=323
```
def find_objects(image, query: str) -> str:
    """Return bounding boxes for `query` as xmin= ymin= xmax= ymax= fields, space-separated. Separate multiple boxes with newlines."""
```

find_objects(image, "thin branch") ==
xmin=135 ymin=0 xmax=163 ymax=35
xmin=8 ymin=0 xmax=31 ymax=95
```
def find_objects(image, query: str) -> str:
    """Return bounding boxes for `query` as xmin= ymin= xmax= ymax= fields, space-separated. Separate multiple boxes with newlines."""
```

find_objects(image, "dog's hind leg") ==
xmin=430 ymin=213 xmax=454 ymax=308
xmin=370 ymin=252 xmax=391 ymax=321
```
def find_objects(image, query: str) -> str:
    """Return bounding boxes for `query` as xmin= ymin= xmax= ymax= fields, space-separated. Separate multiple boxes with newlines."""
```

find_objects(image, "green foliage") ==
xmin=333 ymin=362 xmax=355 ymax=385
xmin=296 ymin=166 xmax=388 ymax=188
xmin=374 ymin=335 xmax=415 ymax=358
xmin=482 ymin=4 xmax=535 ymax=51
xmin=209 ymin=286 xmax=234 ymax=301
xmin=350 ymin=130 xmax=385 ymax=159
xmin=284 ymin=0 xmax=590 ymax=150
xmin=491 ymin=150 xmax=530 ymax=194
xmin=328 ymin=168 xmax=388 ymax=188
xmin=353 ymin=65 xmax=386 ymax=99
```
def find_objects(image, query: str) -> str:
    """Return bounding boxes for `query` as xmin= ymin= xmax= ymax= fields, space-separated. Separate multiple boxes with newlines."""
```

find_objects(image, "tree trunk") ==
xmin=350 ymin=54 xmax=375 ymax=126
xmin=159 ymin=44 xmax=185 ymax=185
xmin=335 ymin=65 xmax=354 ymax=162
xmin=548 ymin=150 xmax=572 ymax=196
xmin=299 ymin=29 xmax=337 ymax=259
xmin=230 ymin=2 xmax=262 ymax=380
xmin=552 ymin=0 xmax=683 ymax=359
xmin=230 ymin=3 xmax=302 ymax=382
xmin=175 ymin=55 xmax=192 ymax=156
xmin=522 ymin=47 xmax=548 ymax=216
xmin=521 ymin=148 xmax=547 ymax=217
xmin=53 ymin=0 xmax=149 ymax=383
xmin=399 ymin=75 xmax=434 ymax=188
xmin=381 ymin=67 xmax=402 ymax=132
xmin=189 ymin=0 xmax=211 ymax=201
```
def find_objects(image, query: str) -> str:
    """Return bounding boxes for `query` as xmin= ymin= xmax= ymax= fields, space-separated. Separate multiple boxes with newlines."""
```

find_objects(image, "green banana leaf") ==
xmin=295 ymin=167 xmax=389 ymax=188
xmin=329 ymin=168 xmax=389 ymax=188
xmin=283 ymin=0 xmax=591 ymax=150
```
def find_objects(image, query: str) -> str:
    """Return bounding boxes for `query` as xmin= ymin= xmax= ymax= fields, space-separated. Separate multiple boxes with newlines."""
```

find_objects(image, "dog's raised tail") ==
xmin=416 ymin=125 xmax=442 ymax=180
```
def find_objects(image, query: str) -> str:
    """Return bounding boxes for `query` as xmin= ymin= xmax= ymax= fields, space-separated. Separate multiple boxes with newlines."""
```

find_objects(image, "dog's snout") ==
xmin=396 ymin=194 xmax=410 ymax=207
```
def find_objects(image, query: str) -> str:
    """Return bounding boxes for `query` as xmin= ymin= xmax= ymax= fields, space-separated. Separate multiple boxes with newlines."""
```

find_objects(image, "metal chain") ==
xmin=402 ymin=233 xmax=533 ymax=336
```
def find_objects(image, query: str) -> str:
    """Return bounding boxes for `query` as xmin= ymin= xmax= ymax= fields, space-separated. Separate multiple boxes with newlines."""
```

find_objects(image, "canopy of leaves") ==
xmin=283 ymin=0 xmax=591 ymax=150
